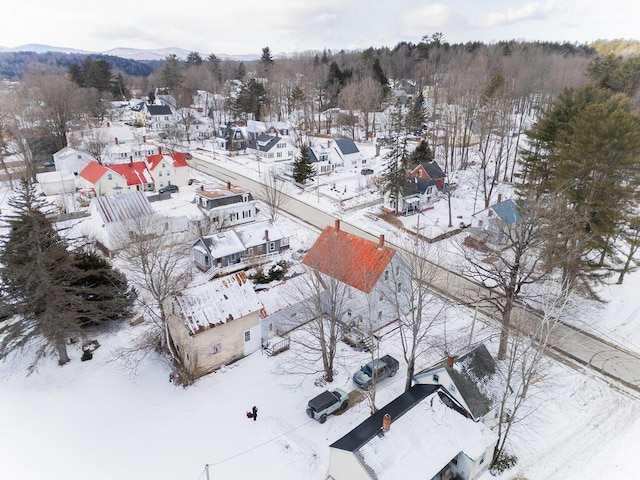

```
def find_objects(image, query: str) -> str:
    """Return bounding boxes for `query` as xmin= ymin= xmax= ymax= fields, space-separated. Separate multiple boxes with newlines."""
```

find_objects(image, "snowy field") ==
xmin=1 ymin=139 xmax=640 ymax=479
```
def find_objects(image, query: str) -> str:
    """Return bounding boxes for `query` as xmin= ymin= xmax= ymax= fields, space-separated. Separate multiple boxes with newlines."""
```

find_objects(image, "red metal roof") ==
xmin=302 ymin=224 xmax=396 ymax=293
xmin=146 ymin=152 xmax=189 ymax=170
xmin=108 ymin=161 xmax=153 ymax=186
xmin=79 ymin=162 xmax=109 ymax=184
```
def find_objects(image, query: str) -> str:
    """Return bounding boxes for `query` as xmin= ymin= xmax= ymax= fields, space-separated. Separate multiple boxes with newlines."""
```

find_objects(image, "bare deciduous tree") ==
xmin=460 ymin=196 xmax=547 ymax=359
xmin=491 ymin=288 xmax=571 ymax=471
xmin=260 ymin=169 xmax=288 ymax=223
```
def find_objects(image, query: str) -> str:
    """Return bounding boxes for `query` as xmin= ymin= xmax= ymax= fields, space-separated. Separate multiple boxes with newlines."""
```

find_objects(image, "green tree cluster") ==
xmin=519 ymin=85 xmax=640 ymax=291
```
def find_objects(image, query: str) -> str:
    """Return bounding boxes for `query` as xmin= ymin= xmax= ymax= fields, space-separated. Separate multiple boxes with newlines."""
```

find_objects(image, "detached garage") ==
xmin=36 ymin=171 xmax=77 ymax=196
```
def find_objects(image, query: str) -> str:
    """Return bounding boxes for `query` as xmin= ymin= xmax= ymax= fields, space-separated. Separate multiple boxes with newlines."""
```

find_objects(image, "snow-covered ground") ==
xmin=2 ymin=138 xmax=640 ymax=479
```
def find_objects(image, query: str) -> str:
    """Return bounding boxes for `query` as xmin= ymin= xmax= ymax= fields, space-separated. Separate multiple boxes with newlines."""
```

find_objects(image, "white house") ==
xmin=52 ymin=147 xmax=97 ymax=176
xmin=79 ymin=160 xmax=154 ymax=196
xmin=144 ymin=147 xmax=190 ymax=189
xmin=470 ymin=197 xmax=521 ymax=246
xmin=247 ymin=133 xmax=298 ymax=163
xmin=193 ymin=183 xmax=257 ymax=229
xmin=87 ymin=191 xmax=153 ymax=252
xmin=328 ymin=384 xmax=498 ymax=480
xmin=164 ymin=272 xmax=263 ymax=379
xmin=302 ymin=220 xmax=412 ymax=334
xmin=332 ymin=138 xmax=369 ymax=167
xmin=413 ymin=344 xmax=500 ymax=427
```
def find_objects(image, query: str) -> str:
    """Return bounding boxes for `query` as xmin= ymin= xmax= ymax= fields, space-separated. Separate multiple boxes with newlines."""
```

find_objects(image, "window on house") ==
xmin=164 ymin=222 xmax=169 ymax=231
xmin=212 ymin=342 xmax=222 ymax=354
xmin=244 ymin=331 xmax=251 ymax=342
xmin=396 ymin=265 xmax=400 ymax=275
xmin=277 ymin=152 xmax=282 ymax=158
xmin=433 ymin=374 xmax=439 ymax=382
xmin=384 ymin=270 xmax=389 ymax=281
xmin=269 ymin=242 xmax=275 ymax=251
xmin=159 ymin=172 xmax=163 ymax=177
xmin=107 ymin=173 xmax=113 ymax=180
xmin=281 ymin=237 xmax=289 ymax=246
xmin=268 ymin=323 xmax=274 ymax=331
xmin=450 ymin=383 xmax=457 ymax=393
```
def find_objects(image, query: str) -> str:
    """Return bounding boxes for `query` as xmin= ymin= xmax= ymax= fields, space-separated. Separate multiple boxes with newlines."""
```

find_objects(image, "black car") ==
xmin=361 ymin=168 xmax=374 ymax=175
xmin=159 ymin=184 xmax=179 ymax=194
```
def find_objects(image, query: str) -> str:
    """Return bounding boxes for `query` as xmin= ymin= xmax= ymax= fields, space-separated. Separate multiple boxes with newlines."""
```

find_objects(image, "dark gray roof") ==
xmin=334 ymin=138 xmax=360 ymax=155
xmin=249 ymin=134 xmax=280 ymax=152
xmin=330 ymin=384 xmax=441 ymax=452
xmin=420 ymin=161 xmax=445 ymax=180
xmin=401 ymin=176 xmax=437 ymax=197
xmin=307 ymin=147 xmax=320 ymax=163
xmin=147 ymin=104 xmax=173 ymax=116
xmin=417 ymin=344 xmax=497 ymax=420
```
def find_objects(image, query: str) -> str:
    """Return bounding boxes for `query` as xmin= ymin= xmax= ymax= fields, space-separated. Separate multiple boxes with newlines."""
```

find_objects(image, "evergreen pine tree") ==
xmin=381 ymin=101 xmax=410 ymax=215
xmin=0 ymin=179 xmax=135 ymax=368
xmin=293 ymin=146 xmax=316 ymax=184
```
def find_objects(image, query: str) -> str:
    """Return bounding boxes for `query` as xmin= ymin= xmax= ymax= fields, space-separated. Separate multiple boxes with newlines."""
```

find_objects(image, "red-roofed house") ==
xmin=79 ymin=160 xmax=154 ymax=196
xmin=145 ymin=147 xmax=189 ymax=190
xmin=302 ymin=220 xmax=411 ymax=333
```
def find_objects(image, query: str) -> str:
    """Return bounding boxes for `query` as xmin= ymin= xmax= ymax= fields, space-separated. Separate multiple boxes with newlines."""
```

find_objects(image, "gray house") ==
xmin=192 ymin=221 xmax=290 ymax=272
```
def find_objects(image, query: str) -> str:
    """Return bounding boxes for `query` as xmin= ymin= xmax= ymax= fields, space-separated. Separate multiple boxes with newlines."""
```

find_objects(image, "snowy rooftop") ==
xmin=200 ymin=230 xmax=245 ymax=258
xmin=257 ymin=273 xmax=312 ymax=317
xmin=175 ymin=272 xmax=263 ymax=335
xmin=354 ymin=389 xmax=497 ymax=480
xmin=235 ymin=221 xmax=287 ymax=248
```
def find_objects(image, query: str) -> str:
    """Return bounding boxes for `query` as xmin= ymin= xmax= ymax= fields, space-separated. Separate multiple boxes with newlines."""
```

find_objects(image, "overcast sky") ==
xmin=3 ymin=0 xmax=638 ymax=55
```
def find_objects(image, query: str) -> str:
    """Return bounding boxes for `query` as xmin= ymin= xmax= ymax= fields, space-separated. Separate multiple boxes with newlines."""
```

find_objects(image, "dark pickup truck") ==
xmin=306 ymin=388 xmax=349 ymax=423
xmin=353 ymin=354 xmax=400 ymax=389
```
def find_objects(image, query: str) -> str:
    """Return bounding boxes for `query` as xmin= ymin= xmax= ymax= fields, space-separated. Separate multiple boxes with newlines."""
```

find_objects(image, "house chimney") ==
xmin=265 ymin=230 xmax=269 ymax=242
xmin=334 ymin=219 xmax=340 ymax=231
xmin=200 ymin=185 xmax=204 ymax=191
xmin=143 ymin=136 xmax=146 ymax=143
xmin=115 ymin=137 xmax=119 ymax=145
xmin=446 ymin=355 xmax=455 ymax=368
xmin=129 ymin=156 xmax=133 ymax=166
xmin=227 ymin=181 xmax=231 ymax=190
xmin=382 ymin=413 xmax=391 ymax=432
xmin=158 ymin=146 xmax=163 ymax=155
xmin=106 ymin=122 xmax=110 ymax=128
xmin=379 ymin=234 xmax=385 ymax=248
xmin=327 ymin=139 xmax=331 ymax=148
xmin=497 ymin=193 xmax=502 ymax=203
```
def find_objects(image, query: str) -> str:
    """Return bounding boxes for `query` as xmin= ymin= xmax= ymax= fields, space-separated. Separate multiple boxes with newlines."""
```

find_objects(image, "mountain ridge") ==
xmin=0 ymin=43 xmax=259 ymax=61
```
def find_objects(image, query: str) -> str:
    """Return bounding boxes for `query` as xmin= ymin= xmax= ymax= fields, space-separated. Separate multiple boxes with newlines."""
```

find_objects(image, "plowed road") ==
xmin=191 ymin=156 xmax=640 ymax=396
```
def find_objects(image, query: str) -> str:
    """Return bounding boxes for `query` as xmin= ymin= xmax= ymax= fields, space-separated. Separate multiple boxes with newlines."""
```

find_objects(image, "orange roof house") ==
xmin=303 ymin=220 xmax=396 ymax=293
xmin=302 ymin=220 xmax=411 ymax=333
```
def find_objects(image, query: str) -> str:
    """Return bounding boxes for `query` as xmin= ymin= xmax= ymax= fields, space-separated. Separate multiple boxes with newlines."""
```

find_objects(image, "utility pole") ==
xmin=205 ymin=464 xmax=210 ymax=480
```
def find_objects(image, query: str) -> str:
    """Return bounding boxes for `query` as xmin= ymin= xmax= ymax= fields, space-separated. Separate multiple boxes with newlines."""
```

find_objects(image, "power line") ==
xmin=201 ymin=417 xmax=313 ymax=474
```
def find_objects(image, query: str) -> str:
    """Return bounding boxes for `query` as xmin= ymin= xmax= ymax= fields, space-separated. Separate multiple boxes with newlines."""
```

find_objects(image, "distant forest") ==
xmin=0 ymin=51 xmax=162 ymax=79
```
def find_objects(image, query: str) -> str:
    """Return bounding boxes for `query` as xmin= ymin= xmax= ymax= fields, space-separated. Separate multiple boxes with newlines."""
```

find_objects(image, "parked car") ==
xmin=159 ymin=184 xmax=179 ymax=194
xmin=306 ymin=388 xmax=349 ymax=423
xmin=361 ymin=168 xmax=374 ymax=175
xmin=353 ymin=354 xmax=399 ymax=389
